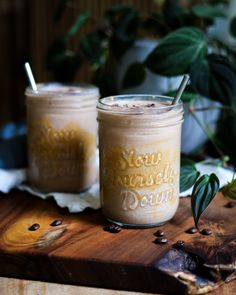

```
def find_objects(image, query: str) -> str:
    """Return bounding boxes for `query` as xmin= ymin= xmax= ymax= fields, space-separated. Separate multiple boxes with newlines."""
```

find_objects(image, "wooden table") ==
xmin=0 ymin=277 xmax=235 ymax=295
xmin=0 ymin=190 xmax=235 ymax=295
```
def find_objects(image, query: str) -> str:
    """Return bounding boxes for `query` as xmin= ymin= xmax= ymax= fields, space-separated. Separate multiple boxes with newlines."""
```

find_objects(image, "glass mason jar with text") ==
xmin=97 ymin=95 xmax=184 ymax=227
xmin=26 ymin=83 xmax=99 ymax=192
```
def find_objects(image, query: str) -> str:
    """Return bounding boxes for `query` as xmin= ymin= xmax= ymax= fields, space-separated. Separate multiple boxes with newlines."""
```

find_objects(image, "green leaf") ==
xmin=180 ymin=158 xmax=200 ymax=192
xmin=229 ymin=16 xmax=236 ymax=37
xmin=144 ymin=27 xmax=207 ymax=76
xmin=191 ymin=4 xmax=225 ymax=19
xmin=191 ymin=173 xmax=220 ymax=228
xmin=122 ymin=62 xmax=146 ymax=89
xmin=67 ymin=11 xmax=90 ymax=39
xmin=80 ymin=32 xmax=106 ymax=69
xmin=189 ymin=54 xmax=236 ymax=105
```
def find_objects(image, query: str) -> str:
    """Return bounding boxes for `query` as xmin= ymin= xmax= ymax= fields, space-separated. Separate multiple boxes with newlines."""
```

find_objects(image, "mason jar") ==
xmin=26 ymin=83 xmax=99 ymax=192
xmin=97 ymin=95 xmax=184 ymax=227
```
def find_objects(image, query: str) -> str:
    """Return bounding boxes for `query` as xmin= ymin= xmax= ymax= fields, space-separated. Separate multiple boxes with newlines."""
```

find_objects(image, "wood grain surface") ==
xmin=0 ymin=277 xmax=235 ymax=295
xmin=0 ymin=190 xmax=235 ymax=295
xmin=0 ymin=277 xmax=158 ymax=295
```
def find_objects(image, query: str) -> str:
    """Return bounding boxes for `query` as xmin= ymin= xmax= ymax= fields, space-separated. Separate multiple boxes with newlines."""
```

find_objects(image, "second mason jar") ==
xmin=26 ymin=83 xmax=99 ymax=192
xmin=97 ymin=95 xmax=184 ymax=227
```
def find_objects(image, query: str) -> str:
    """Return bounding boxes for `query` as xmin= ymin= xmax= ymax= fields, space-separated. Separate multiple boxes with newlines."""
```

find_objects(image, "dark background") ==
xmin=0 ymin=0 xmax=190 ymax=126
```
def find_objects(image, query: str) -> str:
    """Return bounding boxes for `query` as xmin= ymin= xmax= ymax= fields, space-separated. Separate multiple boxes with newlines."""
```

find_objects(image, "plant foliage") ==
xmin=122 ymin=62 xmax=146 ymax=89
xmin=180 ymin=158 xmax=200 ymax=192
xmin=190 ymin=54 xmax=236 ymax=105
xmin=145 ymin=27 xmax=207 ymax=76
xmin=191 ymin=174 xmax=220 ymax=228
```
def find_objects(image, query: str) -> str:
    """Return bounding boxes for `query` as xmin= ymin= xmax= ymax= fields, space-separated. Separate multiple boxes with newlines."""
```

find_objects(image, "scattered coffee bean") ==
xmin=154 ymin=230 xmax=165 ymax=237
xmin=201 ymin=228 xmax=212 ymax=236
xmin=50 ymin=220 xmax=62 ymax=226
xmin=103 ymin=224 xmax=121 ymax=233
xmin=224 ymin=202 xmax=234 ymax=208
xmin=154 ymin=237 xmax=168 ymax=244
xmin=186 ymin=227 xmax=198 ymax=234
xmin=175 ymin=240 xmax=185 ymax=248
xmin=28 ymin=223 xmax=40 ymax=231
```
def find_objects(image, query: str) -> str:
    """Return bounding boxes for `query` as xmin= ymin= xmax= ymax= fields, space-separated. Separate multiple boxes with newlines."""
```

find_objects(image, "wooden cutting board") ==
xmin=0 ymin=190 xmax=235 ymax=295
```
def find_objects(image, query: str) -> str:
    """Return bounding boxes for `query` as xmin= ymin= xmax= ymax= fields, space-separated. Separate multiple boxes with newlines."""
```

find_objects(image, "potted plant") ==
xmin=46 ymin=0 xmax=236 ymax=227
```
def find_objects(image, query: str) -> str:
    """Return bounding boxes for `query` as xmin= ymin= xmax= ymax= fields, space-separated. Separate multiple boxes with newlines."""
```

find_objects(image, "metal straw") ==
xmin=24 ymin=62 xmax=38 ymax=92
xmin=172 ymin=74 xmax=190 ymax=105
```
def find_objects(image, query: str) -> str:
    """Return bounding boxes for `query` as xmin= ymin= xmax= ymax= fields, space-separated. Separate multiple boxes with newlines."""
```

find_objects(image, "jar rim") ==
xmin=97 ymin=94 xmax=182 ymax=115
xmin=25 ymin=82 xmax=99 ymax=97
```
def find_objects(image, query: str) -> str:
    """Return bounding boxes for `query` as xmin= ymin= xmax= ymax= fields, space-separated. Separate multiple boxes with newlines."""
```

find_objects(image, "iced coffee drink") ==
xmin=26 ymin=83 xmax=99 ymax=192
xmin=97 ymin=95 xmax=183 ymax=227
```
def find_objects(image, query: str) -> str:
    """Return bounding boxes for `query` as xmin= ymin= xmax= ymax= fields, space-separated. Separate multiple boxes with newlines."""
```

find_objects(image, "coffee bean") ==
xmin=28 ymin=223 xmax=40 ymax=231
xmin=186 ymin=227 xmax=198 ymax=234
xmin=201 ymin=228 xmax=212 ymax=236
xmin=154 ymin=230 xmax=165 ymax=237
xmin=154 ymin=237 xmax=168 ymax=244
xmin=50 ymin=220 xmax=62 ymax=226
xmin=103 ymin=224 xmax=121 ymax=233
xmin=175 ymin=240 xmax=185 ymax=248
xmin=225 ymin=202 xmax=234 ymax=208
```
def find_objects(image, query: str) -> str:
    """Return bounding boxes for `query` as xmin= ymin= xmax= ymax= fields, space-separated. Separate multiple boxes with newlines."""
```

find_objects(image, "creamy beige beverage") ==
xmin=26 ymin=83 xmax=99 ymax=192
xmin=97 ymin=95 xmax=184 ymax=227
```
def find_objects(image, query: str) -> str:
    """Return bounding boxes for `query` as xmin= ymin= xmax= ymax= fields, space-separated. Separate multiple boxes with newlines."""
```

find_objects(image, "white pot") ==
xmin=182 ymin=96 xmax=221 ymax=154
xmin=207 ymin=0 xmax=236 ymax=50
xmin=116 ymin=39 xmax=183 ymax=94
xmin=115 ymin=39 xmax=221 ymax=154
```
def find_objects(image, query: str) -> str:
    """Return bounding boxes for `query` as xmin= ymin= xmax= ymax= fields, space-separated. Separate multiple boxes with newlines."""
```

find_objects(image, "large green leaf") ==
xmin=189 ymin=54 xmax=236 ymax=105
xmin=144 ymin=27 xmax=207 ymax=76
xmin=67 ymin=11 xmax=90 ymax=39
xmin=191 ymin=4 xmax=225 ymax=19
xmin=122 ymin=62 xmax=146 ymax=89
xmin=229 ymin=16 xmax=236 ymax=37
xmin=191 ymin=174 xmax=220 ymax=228
xmin=180 ymin=160 xmax=200 ymax=193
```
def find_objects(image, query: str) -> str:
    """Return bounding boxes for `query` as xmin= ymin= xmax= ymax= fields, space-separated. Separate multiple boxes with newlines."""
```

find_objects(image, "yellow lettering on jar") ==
xmin=121 ymin=188 xmax=175 ymax=211
xmin=28 ymin=118 xmax=96 ymax=179
xmin=120 ymin=149 xmax=162 ymax=169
